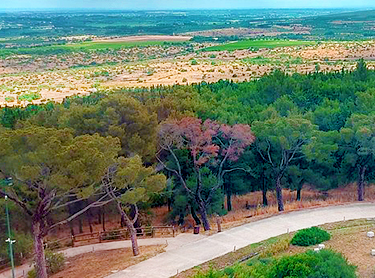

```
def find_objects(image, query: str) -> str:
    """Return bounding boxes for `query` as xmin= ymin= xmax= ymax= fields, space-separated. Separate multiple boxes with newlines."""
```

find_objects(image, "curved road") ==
xmin=107 ymin=202 xmax=375 ymax=278
xmin=2 ymin=203 xmax=375 ymax=278
xmin=0 ymin=233 xmax=206 ymax=278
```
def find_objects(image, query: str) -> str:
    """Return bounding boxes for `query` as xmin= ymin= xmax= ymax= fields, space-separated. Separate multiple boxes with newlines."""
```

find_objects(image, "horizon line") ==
xmin=0 ymin=7 xmax=374 ymax=12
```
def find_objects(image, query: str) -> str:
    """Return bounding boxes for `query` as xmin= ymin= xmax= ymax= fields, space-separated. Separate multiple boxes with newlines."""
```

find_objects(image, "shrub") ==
xmin=268 ymin=250 xmax=356 ymax=278
xmin=13 ymin=233 xmax=34 ymax=264
xmin=291 ymin=227 xmax=330 ymax=246
xmin=18 ymin=92 xmax=42 ymax=102
xmin=45 ymin=250 xmax=65 ymax=274
xmin=0 ymin=232 xmax=33 ymax=265
xmin=27 ymin=250 xmax=65 ymax=278
xmin=191 ymin=59 xmax=198 ymax=65
xmin=259 ymin=236 xmax=290 ymax=258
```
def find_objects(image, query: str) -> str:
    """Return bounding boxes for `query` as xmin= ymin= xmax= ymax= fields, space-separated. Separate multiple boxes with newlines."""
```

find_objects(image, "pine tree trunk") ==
xmin=276 ymin=174 xmax=284 ymax=212
xmin=262 ymin=178 xmax=268 ymax=206
xmin=102 ymin=211 xmax=106 ymax=232
xmin=87 ymin=210 xmax=93 ymax=234
xmin=226 ymin=185 xmax=232 ymax=211
xmin=296 ymin=188 xmax=301 ymax=201
xmin=67 ymin=204 xmax=75 ymax=236
xmin=32 ymin=220 xmax=48 ymax=278
xmin=198 ymin=202 xmax=210 ymax=231
xmin=116 ymin=202 xmax=139 ymax=256
xmin=97 ymin=208 xmax=102 ymax=224
xmin=190 ymin=206 xmax=201 ymax=226
xmin=122 ymin=214 xmax=139 ymax=256
xmin=167 ymin=198 xmax=172 ymax=212
xmin=78 ymin=218 xmax=83 ymax=234
xmin=358 ymin=165 xmax=366 ymax=201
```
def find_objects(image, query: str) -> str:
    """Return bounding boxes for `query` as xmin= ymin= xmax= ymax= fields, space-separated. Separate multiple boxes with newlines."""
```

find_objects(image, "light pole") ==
xmin=3 ymin=178 xmax=15 ymax=278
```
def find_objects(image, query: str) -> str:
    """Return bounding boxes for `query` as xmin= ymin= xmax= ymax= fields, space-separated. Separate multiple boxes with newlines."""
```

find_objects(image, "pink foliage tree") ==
xmin=157 ymin=117 xmax=255 ymax=230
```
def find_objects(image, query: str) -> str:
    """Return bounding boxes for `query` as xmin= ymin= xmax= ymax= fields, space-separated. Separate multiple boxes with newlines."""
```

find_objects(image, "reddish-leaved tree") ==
xmin=157 ymin=117 xmax=255 ymax=230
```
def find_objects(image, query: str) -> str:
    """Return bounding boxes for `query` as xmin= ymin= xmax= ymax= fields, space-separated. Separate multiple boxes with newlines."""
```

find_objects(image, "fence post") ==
xmin=216 ymin=215 xmax=222 ymax=233
xmin=71 ymin=235 xmax=75 ymax=247
xmin=173 ymin=226 xmax=175 ymax=237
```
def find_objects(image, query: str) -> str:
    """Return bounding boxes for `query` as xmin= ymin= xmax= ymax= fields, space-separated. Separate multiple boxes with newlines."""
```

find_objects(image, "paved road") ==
xmin=107 ymin=203 xmax=375 ymax=278
xmin=0 ymin=234 xmax=206 ymax=278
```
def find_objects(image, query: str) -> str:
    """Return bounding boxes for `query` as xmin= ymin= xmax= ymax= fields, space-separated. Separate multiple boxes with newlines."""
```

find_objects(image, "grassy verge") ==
xmin=202 ymin=40 xmax=316 ymax=52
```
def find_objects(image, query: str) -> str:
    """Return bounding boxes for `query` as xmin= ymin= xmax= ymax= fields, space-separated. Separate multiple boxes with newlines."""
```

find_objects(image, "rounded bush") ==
xmin=268 ymin=250 xmax=356 ymax=278
xmin=194 ymin=250 xmax=356 ymax=278
xmin=291 ymin=226 xmax=330 ymax=246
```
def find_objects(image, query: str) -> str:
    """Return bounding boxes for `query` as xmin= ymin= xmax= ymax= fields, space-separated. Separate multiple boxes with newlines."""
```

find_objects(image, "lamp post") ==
xmin=2 ymin=178 xmax=15 ymax=278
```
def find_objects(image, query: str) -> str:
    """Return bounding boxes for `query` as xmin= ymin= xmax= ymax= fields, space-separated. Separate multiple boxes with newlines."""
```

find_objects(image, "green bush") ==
xmin=45 ymin=250 xmax=65 ymax=274
xmin=194 ymin=250 xmax=356 ymax=278
xmin=268 ymin=250 xmax=356 ymax=278
xmin=13 ymin=233 xmax=34 ymax=264
xmin=27 ymin=250 xmax=65 ymax=278
xmin=191 ymin=59 xmax=198 ymax=65
xmin=18 ymin=92 xmax=42 ymax=102
xmin=27 ymin=268 xmax=36 ymax=278
xmin=291 ymin=227 xmax=330 ymax=246
xmin=0 ymin=232 xmax=33 ymax=265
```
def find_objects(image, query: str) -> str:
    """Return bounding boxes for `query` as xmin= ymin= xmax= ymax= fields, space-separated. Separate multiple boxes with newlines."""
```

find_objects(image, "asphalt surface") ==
xmin=0 ymin=234 xmax=206 ymax=278
xmin=2 ymin=203 xmax=375 ymax=278
xmin=106 ymin=203 xmax=375 ymax=278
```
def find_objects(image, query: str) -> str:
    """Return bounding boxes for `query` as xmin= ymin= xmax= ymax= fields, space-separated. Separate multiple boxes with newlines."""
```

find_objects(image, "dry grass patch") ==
xmin=51 ymin=245 xmax=166 ymax=278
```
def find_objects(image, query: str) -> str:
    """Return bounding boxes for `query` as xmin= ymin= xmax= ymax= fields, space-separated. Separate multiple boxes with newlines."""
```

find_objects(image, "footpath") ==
xmin=0 ymin=234 xmax=206 ymax=278
xmin=2 ymin=203 xmax=375 ymax=278
xmin=106 ymin=203 xmax=375 ymax=278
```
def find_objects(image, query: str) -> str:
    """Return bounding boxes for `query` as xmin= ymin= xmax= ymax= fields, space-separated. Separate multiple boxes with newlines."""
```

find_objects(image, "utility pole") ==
xmin=5 ymin=195 xmax=16 ymax=278
xmin=2 ymin=176 xmax=15 ymax=278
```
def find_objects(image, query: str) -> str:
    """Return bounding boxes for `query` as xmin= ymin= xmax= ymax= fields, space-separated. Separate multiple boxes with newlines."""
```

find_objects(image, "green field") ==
xmin=0 ymin=40 xmax=187 ymax=57
xmin=203 ymin=40 xmax=316 ymax=52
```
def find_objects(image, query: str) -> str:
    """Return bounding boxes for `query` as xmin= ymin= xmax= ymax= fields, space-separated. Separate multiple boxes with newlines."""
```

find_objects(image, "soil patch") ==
xmin=51 ymin=245 xmax=166 ymax=278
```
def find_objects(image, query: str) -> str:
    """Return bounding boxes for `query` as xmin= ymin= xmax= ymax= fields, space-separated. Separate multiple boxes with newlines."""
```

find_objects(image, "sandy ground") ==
xmin=2 ymin=41 xmax=375 ymax=106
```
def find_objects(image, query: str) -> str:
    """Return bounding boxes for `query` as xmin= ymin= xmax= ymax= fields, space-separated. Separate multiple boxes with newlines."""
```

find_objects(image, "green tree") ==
xmin=158 ymin=117 xmax=254 ymax=230
xmin=252 ymin=115 xmax=317 ymax=211
xmin=0 ymin=127 xmax=120 ymax=278
xmin=102 ymin=155 xmax=166 ymax=256
xmin=339 ymin=113 xmax=375 ymax=201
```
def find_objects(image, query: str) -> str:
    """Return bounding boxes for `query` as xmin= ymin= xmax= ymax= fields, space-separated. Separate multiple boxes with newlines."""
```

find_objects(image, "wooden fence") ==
xmin=46 ymin=226 xmax=177 ymax=248
xmin=0 ymin=258 xmax=9 ymax=270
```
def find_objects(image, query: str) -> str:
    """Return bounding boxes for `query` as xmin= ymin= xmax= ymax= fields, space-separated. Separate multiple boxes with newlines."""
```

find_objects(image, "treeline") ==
xmin=1 ymin=60 xmax=375 ymax=275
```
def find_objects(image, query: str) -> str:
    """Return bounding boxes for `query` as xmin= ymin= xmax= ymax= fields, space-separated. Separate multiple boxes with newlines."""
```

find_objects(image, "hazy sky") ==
xmin=1 ymin=0 xmax=375 ymax=10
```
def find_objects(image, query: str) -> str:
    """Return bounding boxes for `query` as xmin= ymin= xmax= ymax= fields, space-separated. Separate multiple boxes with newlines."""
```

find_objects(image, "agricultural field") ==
xmin=0 ymin=36 xmax=191 ymax=58
xmin=202 ymin=40 xmax=315 ymax=52
xmin=1 ymin=39 xmax=375 ymax=106
xmin=3 ymin=5 xmax=375 ymax=278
